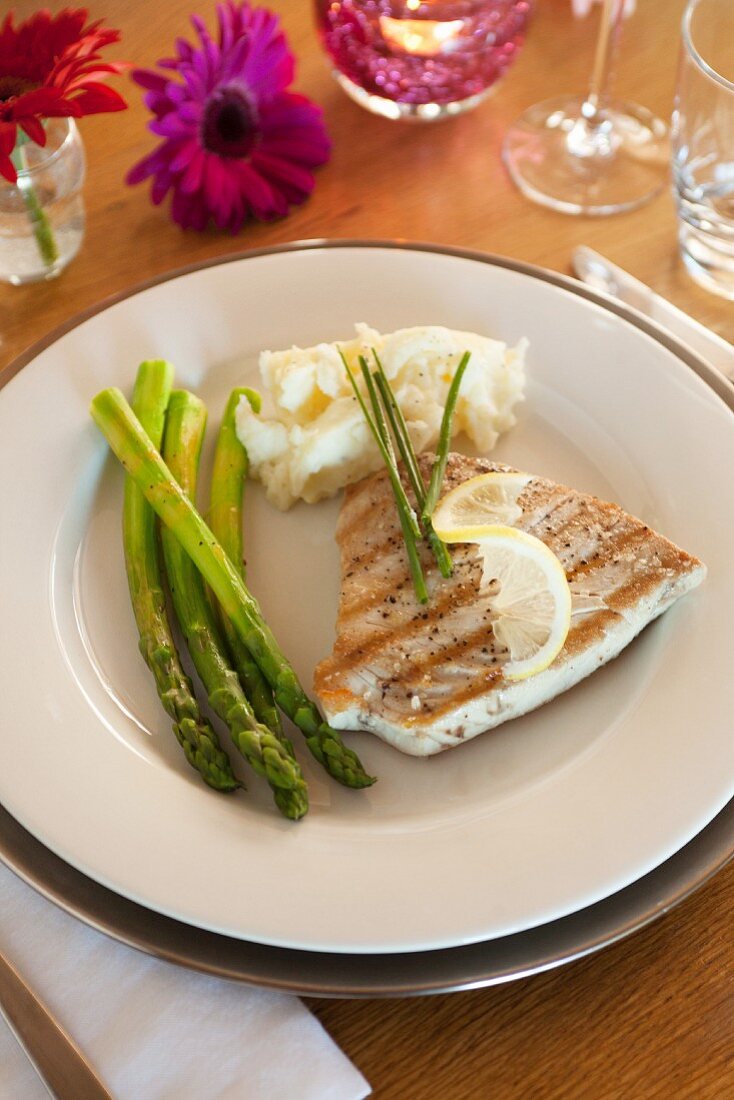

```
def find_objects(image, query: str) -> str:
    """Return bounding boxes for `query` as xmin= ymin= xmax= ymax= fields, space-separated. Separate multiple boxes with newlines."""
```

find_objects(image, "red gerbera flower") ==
xmin=0 ymin=8 xmax=128 ymax=184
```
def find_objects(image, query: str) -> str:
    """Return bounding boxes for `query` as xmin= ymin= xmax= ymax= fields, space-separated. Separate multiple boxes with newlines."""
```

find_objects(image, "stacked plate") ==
xmin=1 ymin=243 xmax=733 ymax=996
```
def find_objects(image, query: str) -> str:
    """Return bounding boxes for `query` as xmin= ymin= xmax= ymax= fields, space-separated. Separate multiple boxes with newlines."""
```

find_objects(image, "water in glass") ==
xmin=673 ymin=0 xmax=734 ymax=299
xmin=0 ymin=119 xmax=86 ymax=286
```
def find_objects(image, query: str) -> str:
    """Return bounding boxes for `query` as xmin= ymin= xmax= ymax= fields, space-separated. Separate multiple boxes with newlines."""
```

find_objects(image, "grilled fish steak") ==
xmin=314 ymin=454 xmax=706 ymax=756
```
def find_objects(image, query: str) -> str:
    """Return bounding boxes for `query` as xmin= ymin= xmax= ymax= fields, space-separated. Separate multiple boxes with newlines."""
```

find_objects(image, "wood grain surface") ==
xmin=3 ymin=1 xmax=733 ymax=1097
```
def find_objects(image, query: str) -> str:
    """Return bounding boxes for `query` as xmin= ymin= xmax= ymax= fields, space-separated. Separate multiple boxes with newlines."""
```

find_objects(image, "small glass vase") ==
xmin=0 ymin=118 xmax=86 ymax=286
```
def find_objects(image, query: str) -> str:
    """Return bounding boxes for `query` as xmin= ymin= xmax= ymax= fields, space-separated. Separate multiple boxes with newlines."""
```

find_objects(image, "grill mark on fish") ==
xmin=314 ymin=454 xmax=706 ymax=756
xmin=334 ymin=583 xmax=484 ymax=668
xmin=350 ymin=616 xmax=504 ymax=679
xmin=330 ymin=521 xmax=690 ymax=667
xmin=323 ymin=608 xmax=621 ymax=731
xmin=337 ymin=508 xmax=671 ymax=628
xmin=326 ymin=590 xmax=623 ymax=719
xmin=338 ymin=549 xmax=471 ymax=623
xmin=397 ymin=614 xmax=624 ymax=726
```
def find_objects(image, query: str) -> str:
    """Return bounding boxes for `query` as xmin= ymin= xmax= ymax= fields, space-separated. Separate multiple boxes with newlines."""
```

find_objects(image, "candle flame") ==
xmin=378 ymin=16 xmax=465 ymax=57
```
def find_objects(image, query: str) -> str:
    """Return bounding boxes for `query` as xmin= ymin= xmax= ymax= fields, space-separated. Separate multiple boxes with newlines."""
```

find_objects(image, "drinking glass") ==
xmin=313 ymin=0 xmax=533 ymax=122
xmin=672 ymin=0 xmax=734 ymax=299
xmin=503 ymin=0 xmax=668 ymax=215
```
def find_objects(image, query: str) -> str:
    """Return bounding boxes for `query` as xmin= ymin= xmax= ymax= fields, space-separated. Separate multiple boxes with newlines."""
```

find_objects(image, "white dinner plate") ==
xmin=1 ymin=242 xmax=732 ymax=955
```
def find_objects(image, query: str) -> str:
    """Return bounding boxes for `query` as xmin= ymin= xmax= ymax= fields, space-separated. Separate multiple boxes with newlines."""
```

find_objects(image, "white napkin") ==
xmin=0 ymin=862 xmax=371 ymax=1100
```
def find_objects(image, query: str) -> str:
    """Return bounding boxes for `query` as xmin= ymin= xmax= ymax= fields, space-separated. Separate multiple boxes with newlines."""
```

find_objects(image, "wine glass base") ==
xmin=502 ymin=94 xmax=669 ymax=216
xmin=333 ymin=70 xmax=491 ymax=122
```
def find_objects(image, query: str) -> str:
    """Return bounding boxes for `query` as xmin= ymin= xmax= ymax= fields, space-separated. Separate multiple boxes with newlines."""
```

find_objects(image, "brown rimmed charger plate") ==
xmin=2 ymin=793 xmax=734 ymax=997
xmin=2 ymin=241 xmax=733 ymax=993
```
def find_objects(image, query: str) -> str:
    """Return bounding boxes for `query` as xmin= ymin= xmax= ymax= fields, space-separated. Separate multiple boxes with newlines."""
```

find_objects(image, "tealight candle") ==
xmin=314 ymin=0 xmax=533 ymax=121
xmin=378 ymin=16 xmax=466 ymax=57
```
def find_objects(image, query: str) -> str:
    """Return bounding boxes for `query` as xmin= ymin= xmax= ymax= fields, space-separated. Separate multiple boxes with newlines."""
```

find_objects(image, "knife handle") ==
xmin=572 ymin=246 xmax=734 ymax=381
xmin=0 ymin=949 xmax=113 ymax=1100
xmin=646 ymin=297 xmax=734 ymax=382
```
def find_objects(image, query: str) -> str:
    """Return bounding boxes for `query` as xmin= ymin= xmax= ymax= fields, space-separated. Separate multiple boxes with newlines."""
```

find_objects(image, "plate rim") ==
xmin=3 ymin=237 xmax=734 ymax=408
xmin=1 ymin=792 xmax=733 ymax=998
xmin=2 ymin=238 xmax=734 ymax=989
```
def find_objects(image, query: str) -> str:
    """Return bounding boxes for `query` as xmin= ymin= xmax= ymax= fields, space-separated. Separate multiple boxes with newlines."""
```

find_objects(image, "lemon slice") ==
xmin=432 ymin=471 xmax=532 ymax=537
xmin=440 ymin=523 xmax=572 ymax=681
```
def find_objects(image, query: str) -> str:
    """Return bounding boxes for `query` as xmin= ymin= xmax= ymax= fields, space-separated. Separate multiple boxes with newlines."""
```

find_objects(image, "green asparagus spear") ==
xmin=209 ymin=389 xmax=285 ymax=743
xmin=123 ymin=361 xmax=239 ymax=793
xmin=90 ymin=387 xmax=376 ymax=790
xmin=160 ymin=390 xmax=309 ymax=820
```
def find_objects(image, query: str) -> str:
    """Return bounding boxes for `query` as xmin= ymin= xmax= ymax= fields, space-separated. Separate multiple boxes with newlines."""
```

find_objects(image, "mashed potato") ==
xmin=236 ymin=324 xmax=527 ymax=510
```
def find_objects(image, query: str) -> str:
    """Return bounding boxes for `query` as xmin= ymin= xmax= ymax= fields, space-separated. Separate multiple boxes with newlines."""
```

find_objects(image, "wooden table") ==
xmin=3 ymin=1 xmax=733 ymax=1096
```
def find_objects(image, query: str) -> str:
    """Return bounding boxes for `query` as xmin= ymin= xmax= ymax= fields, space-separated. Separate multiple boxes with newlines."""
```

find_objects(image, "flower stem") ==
xmin=11 ymin=139 xmax=59 ymax=270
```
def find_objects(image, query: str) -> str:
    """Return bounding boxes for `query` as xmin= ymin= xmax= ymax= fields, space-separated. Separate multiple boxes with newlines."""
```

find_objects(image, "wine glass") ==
xmin=502 ymin=0 xmax=669 ymax=215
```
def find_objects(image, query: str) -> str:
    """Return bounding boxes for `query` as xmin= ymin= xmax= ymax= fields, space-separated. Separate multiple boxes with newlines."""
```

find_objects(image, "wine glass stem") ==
xmin=585 ymin=0 xmax=627 ymax=120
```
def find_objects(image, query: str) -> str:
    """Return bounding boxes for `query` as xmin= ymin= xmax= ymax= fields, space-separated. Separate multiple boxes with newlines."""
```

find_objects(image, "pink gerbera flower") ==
xmin=126 ymin=2 xmax=331 ymax=232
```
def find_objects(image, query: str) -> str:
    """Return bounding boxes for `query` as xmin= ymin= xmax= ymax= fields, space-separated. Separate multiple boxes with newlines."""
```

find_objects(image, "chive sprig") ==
xmin=341 ymin=346 xmax=471 ymax=604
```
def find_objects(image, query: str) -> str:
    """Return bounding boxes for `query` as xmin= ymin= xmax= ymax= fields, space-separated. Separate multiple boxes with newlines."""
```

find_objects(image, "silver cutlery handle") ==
xmin=572 ymin=246 xmax=734 ymax=381
xmin=0 ymin=949 xmax=113 ymax=1100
